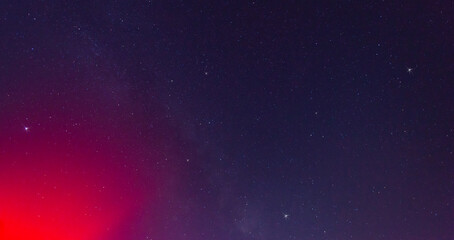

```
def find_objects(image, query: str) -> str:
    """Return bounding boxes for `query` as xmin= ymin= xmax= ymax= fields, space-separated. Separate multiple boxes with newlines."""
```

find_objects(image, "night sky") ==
xmin=0 ymin=1 xmax=453 ymax=240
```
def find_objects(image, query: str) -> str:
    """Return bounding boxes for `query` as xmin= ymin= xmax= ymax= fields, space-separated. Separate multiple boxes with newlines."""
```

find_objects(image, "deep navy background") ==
xmin=1 ymin=1 xmax=453 ymax=239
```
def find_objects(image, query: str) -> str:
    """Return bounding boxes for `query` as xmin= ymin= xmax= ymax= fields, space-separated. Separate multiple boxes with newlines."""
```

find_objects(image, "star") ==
xmin=24 ymin=126 xmax=30 ymax=132
xmin=407 ymin=67 xmax=413 ymax=73
xmin=283 ymin=213 xmax=289 ymax=219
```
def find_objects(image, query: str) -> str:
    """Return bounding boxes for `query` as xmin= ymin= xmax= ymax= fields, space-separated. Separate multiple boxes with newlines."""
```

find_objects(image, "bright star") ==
xmin=407 ymin=67 xmax=413 ymax=73
xmin=24 ymin=126 xmax=29 ymax=132
xmin=283 ymin=213 xmax=289 ymax=219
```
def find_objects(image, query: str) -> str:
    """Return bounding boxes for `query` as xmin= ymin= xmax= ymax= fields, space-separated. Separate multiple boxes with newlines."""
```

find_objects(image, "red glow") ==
xmin=0 ymin=134 xmax=144 ymax=240
xmin=0 ymin=68 xmax=161 ymax=240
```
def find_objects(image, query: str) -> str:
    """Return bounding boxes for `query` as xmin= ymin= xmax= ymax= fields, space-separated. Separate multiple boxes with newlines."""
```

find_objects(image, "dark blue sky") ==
xmin=0 ymin=1 xmax=453 ymax=239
